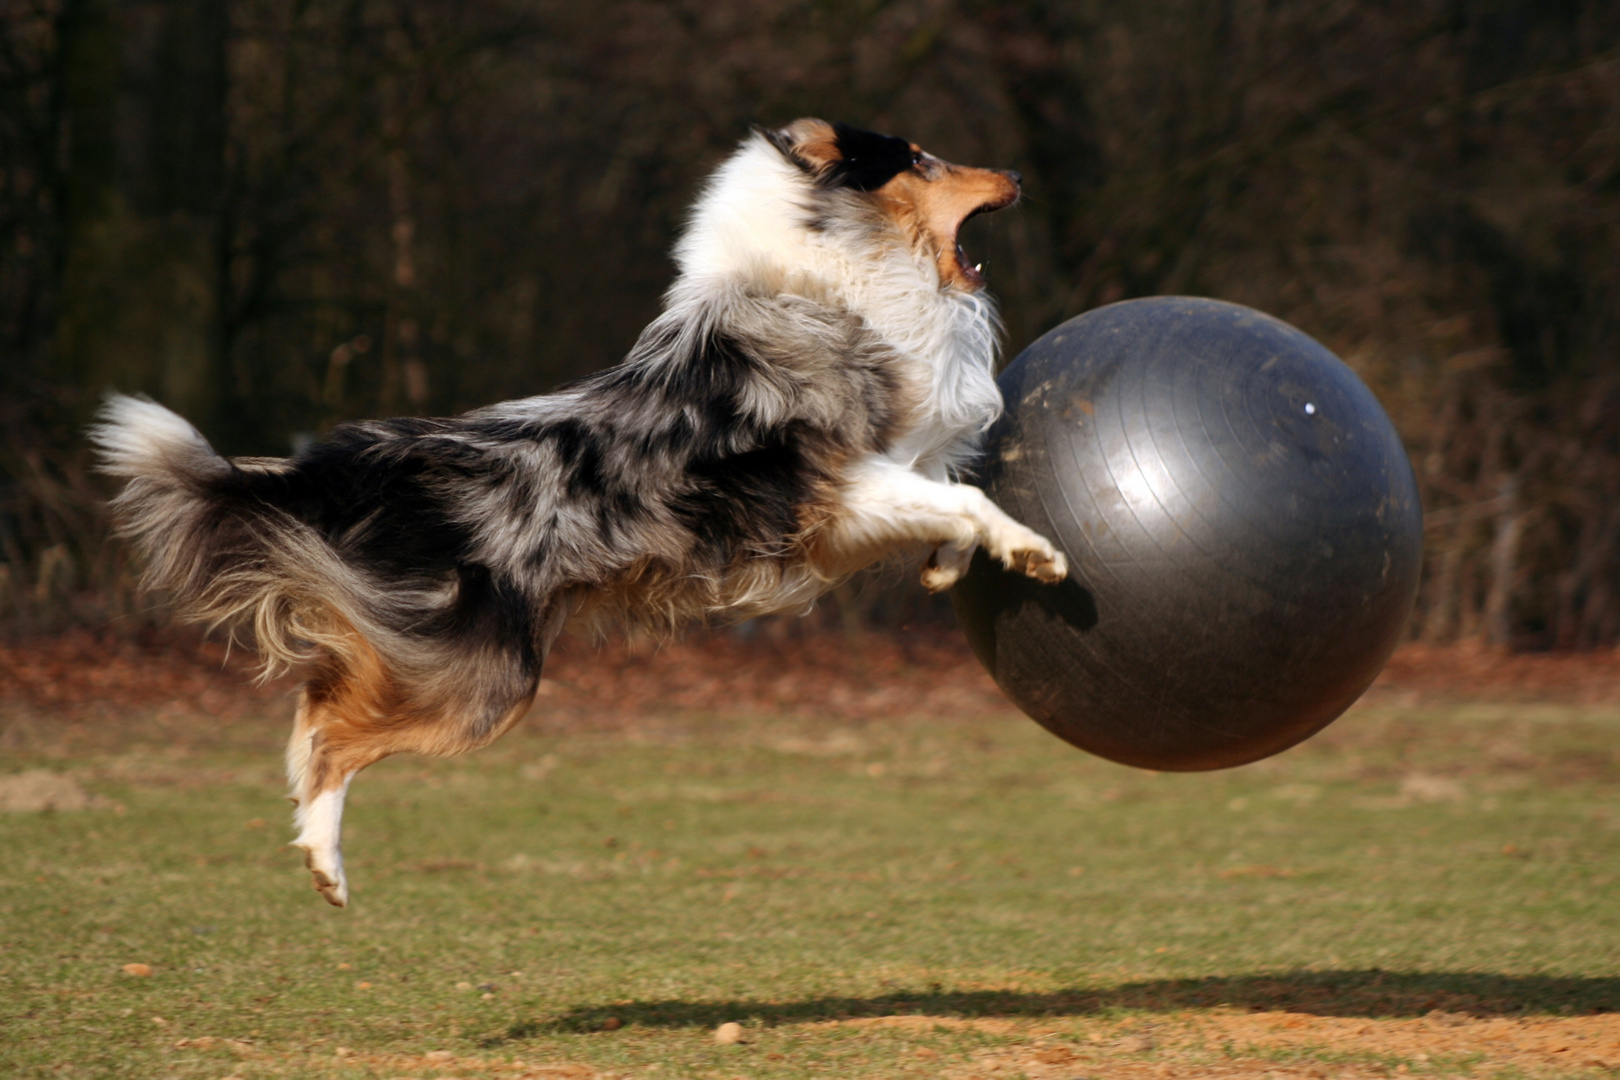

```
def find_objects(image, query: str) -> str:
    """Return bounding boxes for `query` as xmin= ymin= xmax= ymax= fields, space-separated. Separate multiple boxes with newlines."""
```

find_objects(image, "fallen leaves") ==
xmin=0 ymin=629 xmax=284 ymax=719
xmin=7 ymin=632 xmax=1620 ymax=746
xmin=1373 ymin=642 xmax=1620 ymax=704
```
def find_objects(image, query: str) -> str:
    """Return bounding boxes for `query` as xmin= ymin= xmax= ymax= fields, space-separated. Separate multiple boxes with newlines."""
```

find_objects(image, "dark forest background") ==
xmin=2 ymin=0 xmax=1618 ymax=646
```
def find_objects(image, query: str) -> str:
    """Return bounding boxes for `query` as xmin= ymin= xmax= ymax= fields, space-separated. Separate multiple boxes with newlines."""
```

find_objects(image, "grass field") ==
xmin=2 ymin=678 xmax=1618 ymax=1078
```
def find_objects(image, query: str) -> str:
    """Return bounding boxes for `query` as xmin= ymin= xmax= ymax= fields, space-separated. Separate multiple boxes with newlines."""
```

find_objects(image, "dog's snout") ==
xmin=1006 ymin=170 xmax=1023 ymax=186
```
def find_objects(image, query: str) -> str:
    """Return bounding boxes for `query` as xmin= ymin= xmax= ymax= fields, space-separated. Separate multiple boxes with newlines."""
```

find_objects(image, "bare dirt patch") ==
xmin=0 ymin=768 xmax=110 ymax=810
xmin=944 ymin=1011 xmax=1620 ymax=1079
xmin=164 ymin=1013 xmax=1620 ymax=1079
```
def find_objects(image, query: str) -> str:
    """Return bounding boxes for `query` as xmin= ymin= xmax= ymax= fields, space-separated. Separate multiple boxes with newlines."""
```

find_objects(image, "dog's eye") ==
xmin=911 ymin=150 xmax=924 ymax=167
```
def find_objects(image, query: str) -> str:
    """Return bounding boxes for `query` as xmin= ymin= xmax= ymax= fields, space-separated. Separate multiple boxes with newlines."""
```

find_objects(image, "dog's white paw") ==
xmin=296 ymin=843 xmax=349 ymax=908
xmin=920 ymin=543 xmax=975 ymax=593
xmin=291 ymin=782 xmax=351 ymax=907
xmin=987 ymin=523 xmax=1068 ymax=584
xmin=1011 ymin=543 xmax=1067 ymax=583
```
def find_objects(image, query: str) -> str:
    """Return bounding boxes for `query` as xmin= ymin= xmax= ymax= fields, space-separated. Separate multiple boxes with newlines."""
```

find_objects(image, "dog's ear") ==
xmin=758 ymin=118 xmax=841 ymax=178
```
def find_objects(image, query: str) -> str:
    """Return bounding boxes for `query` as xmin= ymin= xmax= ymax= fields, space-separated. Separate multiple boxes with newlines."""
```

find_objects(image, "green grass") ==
xmin=2 ymin=696 xmax=1618 ymax=1078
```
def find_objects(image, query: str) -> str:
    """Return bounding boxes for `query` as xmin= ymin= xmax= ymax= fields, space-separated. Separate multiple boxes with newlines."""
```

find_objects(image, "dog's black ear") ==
xmin=825 ymin=123 xmax=916 ymax=192
xmin=757 ymin=119 xmax=841 ymax=178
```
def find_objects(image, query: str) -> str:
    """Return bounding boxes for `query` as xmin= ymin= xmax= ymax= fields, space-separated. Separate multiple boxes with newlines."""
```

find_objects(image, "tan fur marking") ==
xmin=775 ymin=118 xmax=841 ymax=174
xmin=875 ymin=163 xmax=1019 ymax=291
xmin=292 ymin=621 xmax=536 ymax=801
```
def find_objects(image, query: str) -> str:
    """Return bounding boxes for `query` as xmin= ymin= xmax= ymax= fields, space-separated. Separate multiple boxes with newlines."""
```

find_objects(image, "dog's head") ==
xmin=762 ymin=119 xmax=1021 ymax=293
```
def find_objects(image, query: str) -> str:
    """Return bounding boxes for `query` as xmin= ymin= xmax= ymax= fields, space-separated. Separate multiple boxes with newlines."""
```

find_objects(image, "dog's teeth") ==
xmin=974 ymin=263 xmax=983 ymax=273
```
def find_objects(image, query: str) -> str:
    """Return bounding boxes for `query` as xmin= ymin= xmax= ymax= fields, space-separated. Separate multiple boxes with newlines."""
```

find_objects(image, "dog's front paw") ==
xmin=920 ymin=543 xmax=974 ymax=593
xmin=987 ymin=522 xmax=1068 ymax=584
xmin=1010 ymin=544 xmax=1067 ymax=583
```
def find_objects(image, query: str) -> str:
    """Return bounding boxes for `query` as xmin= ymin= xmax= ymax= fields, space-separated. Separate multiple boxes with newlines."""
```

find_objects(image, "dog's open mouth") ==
xmin=952 ymin=196 xmax=1017 ymax=289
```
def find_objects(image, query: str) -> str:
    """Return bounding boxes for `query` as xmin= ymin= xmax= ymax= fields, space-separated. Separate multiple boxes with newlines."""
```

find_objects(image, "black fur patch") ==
xmin=827 ymin=123 xmax=916 ymax=192
xmin=675 ymin=432 xmax=812 ymax=559
xmin=266 ymin=424 xmax=477 ymax=579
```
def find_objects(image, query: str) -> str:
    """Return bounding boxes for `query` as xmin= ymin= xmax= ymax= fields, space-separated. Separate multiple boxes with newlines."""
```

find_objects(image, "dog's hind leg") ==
xmin=284 ymin=593 xmax=578 ymax=907
xmin=285 ymin=671 xmax=490 ymax=909
xmin=292 ymin=768 xmax=353 ymax=906
xmin=286 ymin=687 xmax=372 ymax=908
xmin=286 ymin=678 xmax=514 ymax=909
xmin=284 ymin=633 xmax=434 ymax=908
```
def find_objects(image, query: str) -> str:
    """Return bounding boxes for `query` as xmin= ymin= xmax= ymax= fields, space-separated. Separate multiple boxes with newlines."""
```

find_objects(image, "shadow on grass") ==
xmin=489 ymin=970 xmax=1619 ymax=1043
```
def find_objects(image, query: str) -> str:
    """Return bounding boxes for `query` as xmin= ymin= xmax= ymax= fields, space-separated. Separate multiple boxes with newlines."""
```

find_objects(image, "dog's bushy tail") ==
xmin=91 ymin=395 xmax=370 ymax=678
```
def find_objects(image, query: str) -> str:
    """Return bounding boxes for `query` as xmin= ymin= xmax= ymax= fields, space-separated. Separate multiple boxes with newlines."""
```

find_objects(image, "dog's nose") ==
xmin=1006 ymin=170 xmax=1023 ymax=186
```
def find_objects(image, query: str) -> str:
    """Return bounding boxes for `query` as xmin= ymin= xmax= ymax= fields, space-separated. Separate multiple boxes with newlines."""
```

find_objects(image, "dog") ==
xmin=93 ymin=119 xmax=1067 ymax=907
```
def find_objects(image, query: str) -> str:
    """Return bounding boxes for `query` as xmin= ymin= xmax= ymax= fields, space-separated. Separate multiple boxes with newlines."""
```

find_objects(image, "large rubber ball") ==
xmin=952 ymin=297 xmax=1422 ymax=771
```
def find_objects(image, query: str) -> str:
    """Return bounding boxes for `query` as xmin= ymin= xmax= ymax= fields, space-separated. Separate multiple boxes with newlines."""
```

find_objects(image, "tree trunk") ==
xmin=1482 ymin=473 xmax=1524 ymax=648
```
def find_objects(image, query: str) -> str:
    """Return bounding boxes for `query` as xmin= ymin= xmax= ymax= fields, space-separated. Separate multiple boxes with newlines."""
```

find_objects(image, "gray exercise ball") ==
xmin=952 ymin=297 xmax=1423 ymax=771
